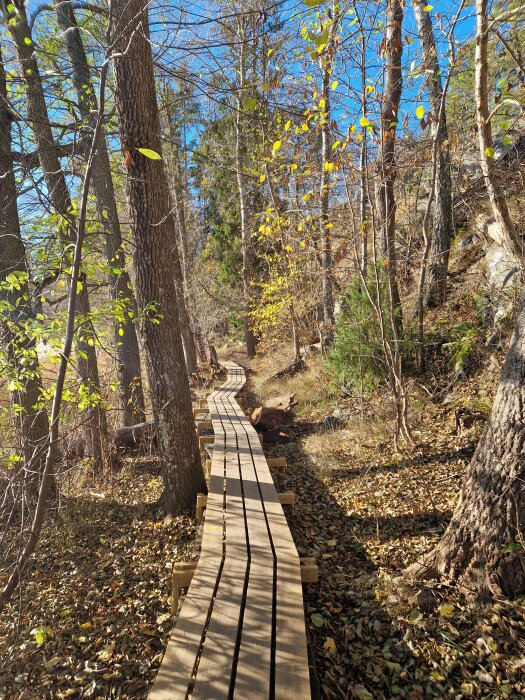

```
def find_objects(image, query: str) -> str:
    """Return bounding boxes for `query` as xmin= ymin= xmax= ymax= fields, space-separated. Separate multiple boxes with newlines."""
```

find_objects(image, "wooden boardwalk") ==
xmin=150 ymin=361 xmax=311 ymax=699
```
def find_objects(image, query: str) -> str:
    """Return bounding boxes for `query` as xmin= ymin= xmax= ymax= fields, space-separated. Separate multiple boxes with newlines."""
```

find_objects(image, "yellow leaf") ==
xmin=98 ymin=643 xmax=115 ymax=662
xmin=331 ymin=80 xmax=338 ymax=91
xmin=323 ymin=637 xmax=337 ymax=655
xmin=359 ymin=116 xmax=370 ymax=127
xmin=284 ymin=120 xmax=291 ymax=131
xmin=272 ymin=140 xmax=282 ymax=152
xmin=324 ymin=162 xmax=334 ymax=172
xmin=136 ymin=148 xmax=162 ymax=160
xmin=439 ymin=604 xmax=455 ymax=618
xmin=416 ymin=105 xmax=425 ymax=119
xmin=259 ymin=174 xmax=266 ymax=183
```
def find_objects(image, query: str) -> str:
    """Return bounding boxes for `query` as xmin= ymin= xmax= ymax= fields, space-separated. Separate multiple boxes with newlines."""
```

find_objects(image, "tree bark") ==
xmin=1 ymin=0 xmax=108 ymax=467
xmin=111 ymin=0 xmax=205 ymax=513
xmin=407 ymin=297 xmax=525 ymax=598
xmin=163 ymin=96 xmax=199 ymax=374
xmin=378 ymin=0 xmax=404 ymax=335
xmin=235 ymin=17 xmax=257 ymax=359
xmin=0 ymin=49 xmax=54 ymax=503
xmin=319 ymin=53 xmax=334 ymax=329
xmin=413 ymin=0 xmax=454 ymax=307
xmin=54 ymin=0 xmax=146 ymax=426
xmin=475 ymin=0 xmax=522 ymax=264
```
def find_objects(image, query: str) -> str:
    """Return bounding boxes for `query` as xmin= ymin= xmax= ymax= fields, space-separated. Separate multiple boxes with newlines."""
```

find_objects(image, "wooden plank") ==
xmin=191 ymin=392 xmax=250 ymax=697
xmin=224 ymin=388 xmax=311 ymax=699
xmin=151 ymin=362 xmax=311 ymax=700
xmin=226 ymin=404 xmax=273 ymax=699
xmin=150 ymin=375 xmax=241 ymax=698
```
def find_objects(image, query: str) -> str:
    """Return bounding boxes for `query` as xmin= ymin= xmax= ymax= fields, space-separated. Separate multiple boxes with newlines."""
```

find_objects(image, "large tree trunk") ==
xmin=54 ymin=0 xmax=146 ymax=426
xmin=0 ymin=49 xmax=54 ymax=503
xmin=1 ymin=0 xmax=108 ymax=467
xmin=378 ymin=0 xmax=404 ymax=334
xmin=475 ymin=0 xmax=522 ymax=264
xmin=407 ymin=297 xmax=525 ymax=597
xmin=413 ymin=0 xmax=454 ymax=307
xmin=235 ymin=17 xmax=257 ymax=359
xmin=111 ymin=0 xmax=205 ymax=513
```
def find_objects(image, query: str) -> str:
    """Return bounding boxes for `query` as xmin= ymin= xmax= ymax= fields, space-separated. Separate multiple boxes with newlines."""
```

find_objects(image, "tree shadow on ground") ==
xmin=264 ymin=427 xmax=452 ymax=700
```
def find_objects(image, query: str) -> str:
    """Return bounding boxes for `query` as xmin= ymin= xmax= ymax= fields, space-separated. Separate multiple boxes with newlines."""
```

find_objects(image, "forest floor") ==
xmin=2 ymin=346 xmax=525 ymax=699
xmin=0 ymin=458 xmax=196 ymax=699
xmin=234 ymin=343 xmax=525 ymax=700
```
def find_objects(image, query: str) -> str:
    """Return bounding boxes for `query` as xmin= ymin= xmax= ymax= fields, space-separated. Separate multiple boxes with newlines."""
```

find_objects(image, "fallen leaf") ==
xmin=323 ymin=636 xmax=337 ymax=655
xmin=439 ymin=604 xmax=455 ymax=618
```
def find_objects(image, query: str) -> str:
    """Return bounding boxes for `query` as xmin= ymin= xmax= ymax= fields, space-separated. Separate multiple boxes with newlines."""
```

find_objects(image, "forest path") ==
xmin=150 ymin=361 xmax=311 ymax=699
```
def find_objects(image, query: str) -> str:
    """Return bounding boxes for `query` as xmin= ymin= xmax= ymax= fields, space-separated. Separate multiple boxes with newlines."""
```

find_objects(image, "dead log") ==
xmin=64 ymin=421 xmax=157 ymax=459
xmin=270 ymin=358 xmax=306 ymax=380
xmin=250 ymin=395 xmax=297 ymax=431
xmin=114 ymin=421 xmax=157 ymax=450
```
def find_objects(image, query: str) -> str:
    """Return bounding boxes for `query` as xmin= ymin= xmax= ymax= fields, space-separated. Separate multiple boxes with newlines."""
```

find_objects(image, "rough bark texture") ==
xmin=413 ymin=0 xmax=454 ymax=307
xmin=55 ymin=0 xmax=145 ymax=426
xmin=111 ymin=0 xmax=205 ymax=513
xmin=475 ymin=0 xmax=522 ymax=264
xmin=0 ymin=49 xmax=53 ymax=501
xmin=319 ymin=56 xmax=334 ymax=328
xmin=378 ymin=0 xmax=404 ymax=332
xmin=408 ymin=298 xmax=525 ymax=598
xmin=162 ymin=96 xmax=199 ymax=375
xmin=1 ymin=0 xmax=108 ymax=466
xmin=235 ymin=18 xmax=257 ymax=359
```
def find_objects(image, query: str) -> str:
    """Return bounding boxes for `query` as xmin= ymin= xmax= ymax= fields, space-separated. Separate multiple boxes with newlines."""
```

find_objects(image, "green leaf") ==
xmin=136 ymin=148 xmax=162 ymax=160
xmin=310 ymin=612 xmax=324 ymax=627
xmin=416 ymin=105 xmax=425 ymax=119
xmin=484 ymin=147 xmax=495 ymax=158
xmin=242 ymin=96 xmax=257 ymax=111
xmin=303 ymin=0 xmax=327 ymax=6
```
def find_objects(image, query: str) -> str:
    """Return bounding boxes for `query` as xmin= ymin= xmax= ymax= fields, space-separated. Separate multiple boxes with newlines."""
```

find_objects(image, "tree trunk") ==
xmin=54 ymin=0 xmax=146 ymax=426
xmin=0 ymin=49 xmax=54 ymax=503
xmin=413 ymin=0 xmax=454 ymax=307
xmin=1 ymin=0 xmax=108 ymax=467
xmin=319 ymin=54 xmax=334 ymax=329
xmin=407 ymin=297 xmax=525 ymax=598
xmin=235 ymin=18 xmax=257 ymax=359
xmin=163 ymin=103 xmax=199 ymax=375
xmin=475 ymin=0 xmax=522 ymax=264
xmin=111 ymin=0 xmax=205 ymax=513
xmin=378 ymin=0 xmax=404 ymax=335
xmin=359 ymin=30 xmax=369 ymax=276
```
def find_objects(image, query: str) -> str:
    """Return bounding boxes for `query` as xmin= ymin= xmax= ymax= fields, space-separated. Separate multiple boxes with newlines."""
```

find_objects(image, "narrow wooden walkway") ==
xmin=150 ymin=361 xmax=311 ymax=699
